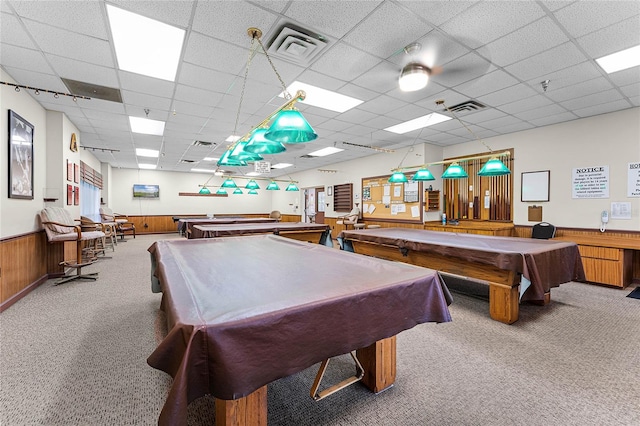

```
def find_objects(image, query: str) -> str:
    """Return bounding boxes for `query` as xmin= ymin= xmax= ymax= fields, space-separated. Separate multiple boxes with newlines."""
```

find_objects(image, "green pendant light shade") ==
xmin=265 ymin=109 xmax=318 ymax=144
xmin=285 ymin=182 xmax=299 ymax=191
xmin=266 ymin=181 xmax=280 ymax=190
xmin=388 ymin=171 xmax=408 ymax=183
xmin=221 ymin=178 xmax=238 ymax=188
xmin=217 ymin=149 xmax=247 ymax=167
xmin=477 ymin=158 xmax=511 ymax=177
xmin=198 ymin=186 xmax=211 ymax=194
xmin=441 ymin=162 xmax=468 ymax=179
xmin=229 ymin=141 xmax=263 ymax=162
xmin=244 ymin=128 xmax=287 ymax=154
xmin=411 ymin=168 xmax=435 ymax=181
xmin=232 ymin=188 xmax=243 ymax=194
xmin=245 ymin=179 xmax=260 ymax=190
xmin=248 ymin=189 xmax=259 ymax=195
xmin=216 ymin=188 xmax=228 ymax=195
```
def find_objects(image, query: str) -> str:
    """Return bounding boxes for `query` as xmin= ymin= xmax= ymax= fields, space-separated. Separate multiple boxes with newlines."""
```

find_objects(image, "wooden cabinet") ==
xmin=333 ymin=183 xmax=353 ymax=212
xmin=425 ymin=190 xmax=440 ymax=211
xmin=424 ymin=220 xmax=514 ymax=236
xmin=555 ymin=236 xmax=637 ymax=288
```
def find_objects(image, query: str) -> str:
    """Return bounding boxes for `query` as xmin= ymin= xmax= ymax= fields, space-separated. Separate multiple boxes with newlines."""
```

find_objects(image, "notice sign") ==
xmin=254 ymin=161 xmax=271 ymax=174
xmin=572 ymin=166 xmax=609 ymax=198
xmin=628 ymin=162 xmax=640 ymax=197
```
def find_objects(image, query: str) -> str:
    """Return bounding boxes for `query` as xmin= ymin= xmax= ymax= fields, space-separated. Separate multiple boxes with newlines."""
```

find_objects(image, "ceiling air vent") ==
xmin=444 ymin=100 xmax=486 ymax=114
xmin=62 ymin=78 xmax=122 ymax=103
xmin=266 ymin=24 xmax=330 ymax=65
xmin=180 ymin=159 xmax=196 ymax=163
xmin=192 ymin=140 xmax=215 ymax=147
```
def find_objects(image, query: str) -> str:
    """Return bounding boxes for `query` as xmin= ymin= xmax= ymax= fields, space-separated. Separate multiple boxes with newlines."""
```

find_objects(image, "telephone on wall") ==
xmin=600 ymin=210 xmax=609 ymax=232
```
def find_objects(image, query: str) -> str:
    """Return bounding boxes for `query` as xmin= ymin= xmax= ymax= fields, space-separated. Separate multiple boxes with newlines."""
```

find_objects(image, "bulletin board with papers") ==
xmin=361 ymin=175 xmax=423 ymax=223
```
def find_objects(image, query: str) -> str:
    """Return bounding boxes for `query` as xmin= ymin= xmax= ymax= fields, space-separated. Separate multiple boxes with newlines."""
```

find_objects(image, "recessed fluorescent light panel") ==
xmin=246 ymin=172 xmax=260 ymax=176
xmin=596 ymin=45 xmax=640 ymax=74
xmin=281 ymin=81 xmax=363 ymax=113
xmin=136 ymin=148 xmax=159 ymax=158
xmin=138 ymin=163 xmax=157 ymax=170
xmin=308 ymin=147 xmax=344 ymax=157
xmin=384 ymin=112 xmax=451 ymax=134
xmin=271 ymin=163 xmax=293 ymax=169
xmin=129 ymin=116 xmax=165 ymax=136
xmin=107 ymin=5 xmax=185 ymax=81
xmin=202 ymin=157 xmax=219 ymax=161
xmin=191 ymin=168 xmax=215 ymax=173
xmin=226 ymin=135 xmax=241 ymax=143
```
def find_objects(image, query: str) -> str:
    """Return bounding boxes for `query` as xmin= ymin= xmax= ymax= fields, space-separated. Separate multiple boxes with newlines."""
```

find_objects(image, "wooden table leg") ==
xmin=215 ymin=386 xmax=267 ymax=426
xmin=489 ymin=282 xmax=519 ymax=324
xmin=356 ymin=336 xmax=397 ymax=393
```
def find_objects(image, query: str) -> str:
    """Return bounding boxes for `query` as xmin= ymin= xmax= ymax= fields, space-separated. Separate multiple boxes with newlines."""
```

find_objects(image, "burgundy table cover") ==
xmin=148 ymin=235 xmax=452 ymax=426
xmin=190 ymin=222 xmax=330 ymax=240
xmin=177 ymin=217 xmax=277 ymax=235
xmin=339 ymin=227 xmax=585 ymax=301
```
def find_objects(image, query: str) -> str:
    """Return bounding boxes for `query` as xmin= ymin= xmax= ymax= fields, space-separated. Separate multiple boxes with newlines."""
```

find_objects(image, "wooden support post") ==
xmin=356 ymin=336 xmax=397 ymax=393
xmin=215 ymin=386 xmax=267 ymax=426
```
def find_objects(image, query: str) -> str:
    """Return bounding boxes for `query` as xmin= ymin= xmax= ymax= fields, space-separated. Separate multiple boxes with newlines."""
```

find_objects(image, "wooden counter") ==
xmin=424 ymin=220 xmax=515 ymax=236
xmin=554 ymin=235 xmax=639 ymax=288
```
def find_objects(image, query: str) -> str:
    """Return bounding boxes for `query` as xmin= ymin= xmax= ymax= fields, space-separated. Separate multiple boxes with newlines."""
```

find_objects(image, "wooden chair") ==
xmin=40 ymin=207 xmax=105 ymax=285
xmin=81 ymin=216 xmax=114 ymax=255
xmin=270 ymin=210 xmax=282 ymax=222
xmin=100 ymin=207 xmax=136 ymax=240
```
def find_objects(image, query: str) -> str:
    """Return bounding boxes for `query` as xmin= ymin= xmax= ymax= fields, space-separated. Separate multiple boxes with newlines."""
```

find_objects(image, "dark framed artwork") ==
xmin=67 ymin=185 xmax=73 ymax=205
xmin=8 ymin=110 xmax=34 ymax=199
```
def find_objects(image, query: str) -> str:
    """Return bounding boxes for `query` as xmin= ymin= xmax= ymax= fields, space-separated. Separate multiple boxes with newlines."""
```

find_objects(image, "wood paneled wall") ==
xmin=126 ymin=214 xmax=302 ymax=234
xmin=1 ymin=232 xmax=48 ymax=311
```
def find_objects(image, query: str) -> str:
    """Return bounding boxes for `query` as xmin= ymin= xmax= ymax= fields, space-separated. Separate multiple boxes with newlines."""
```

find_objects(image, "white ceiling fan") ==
xmin=398 ymin=42 xmax=443 ymax=92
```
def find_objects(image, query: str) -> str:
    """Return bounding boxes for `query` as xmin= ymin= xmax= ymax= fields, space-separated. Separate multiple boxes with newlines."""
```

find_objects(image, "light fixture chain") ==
xmin=232 ymin=37 xmax=258 ymax=145
xmin=441 ymin=101 xmax=493 ymax=152
xmin=256 ymin=36 xmax=291 ymax=100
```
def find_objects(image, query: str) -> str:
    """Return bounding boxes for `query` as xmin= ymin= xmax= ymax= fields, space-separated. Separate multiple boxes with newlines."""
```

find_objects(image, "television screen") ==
xmin=133 ymin=184 xmax=159 ymax=198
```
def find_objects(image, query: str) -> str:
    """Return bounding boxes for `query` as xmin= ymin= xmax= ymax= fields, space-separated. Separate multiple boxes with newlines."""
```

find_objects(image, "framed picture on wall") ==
xmin=67 ymin=184 xmax=73 ymax=205
xmin=8 ymin=110 xmax=35 ymax=199
xmin=74 ymin=163 xmax=79 ymax=183
xmin=74 ymin=186 xmax=79 ymax=205
xmin=521 ymin=170 xmax=550 ymax=202
xmin=67 ymin=159 xmax=73 ymax=182
xmin=327 ymin=186 xmax=332 ymax=196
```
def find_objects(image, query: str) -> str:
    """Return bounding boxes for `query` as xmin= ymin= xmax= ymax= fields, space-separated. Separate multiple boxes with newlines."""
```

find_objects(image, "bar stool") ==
xmin=353 ymin=223 xmax=366 ymax=230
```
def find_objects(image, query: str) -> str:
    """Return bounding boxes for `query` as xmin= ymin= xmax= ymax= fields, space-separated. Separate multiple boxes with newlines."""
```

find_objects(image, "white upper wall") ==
xmin=1 ymin=69 xmax=48 ymax=238
xmin=443 ymin=108 xmax=640 ymax=230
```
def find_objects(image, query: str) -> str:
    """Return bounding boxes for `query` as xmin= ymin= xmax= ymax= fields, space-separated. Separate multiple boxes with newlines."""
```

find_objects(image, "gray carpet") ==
xmin=1 ymin=234 xmax=639 ymax=425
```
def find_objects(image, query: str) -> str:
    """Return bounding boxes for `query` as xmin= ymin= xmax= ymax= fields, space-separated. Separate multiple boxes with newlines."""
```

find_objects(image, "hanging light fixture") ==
xmin=477 ymin=157 xmax=511 ymax=177
xmin=411 ymin=168 xmax=435 ymax=181
xmin=216 ymin=188 xmax=228 ymax=195
xmin=285 ymin=182 xmax=300 ymax=191
xmin=228 ymin=141 xmax=263 ymax=162
xmin=388 ymin=171 xmax=409 ymax=183
xmin=264 ymin=108 xmax=317 ymax=143
xmin=266 ymin=181 xmax=280 ymax=190
xmin=198 ymin=186 xmax=211 ymax=194
xmin=233 ymin=188 xmax=244 ymax=194
xmin=244 ymin=127 xmax=286 ymax=154
xmin=441 ymin=162 xmax=469 ymax=179
xmin=221 ymin=178 xmax=238 ymax=188
xmin=245 ymin=179 xmax=260 ymax=190
xmin=217 ymin=149 xmax=247 ymax=167
xmin=248 ymin=189 xmax=259 ymax=195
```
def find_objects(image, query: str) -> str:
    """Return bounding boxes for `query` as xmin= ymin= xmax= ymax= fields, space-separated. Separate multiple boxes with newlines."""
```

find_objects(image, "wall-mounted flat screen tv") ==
xmin=133 ymin=184 xmax=159 ymax=198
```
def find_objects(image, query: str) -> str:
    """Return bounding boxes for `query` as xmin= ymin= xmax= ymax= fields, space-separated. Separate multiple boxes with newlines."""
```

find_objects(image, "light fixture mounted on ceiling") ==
xmin=398 ymin=43 xmax=442 ymax=92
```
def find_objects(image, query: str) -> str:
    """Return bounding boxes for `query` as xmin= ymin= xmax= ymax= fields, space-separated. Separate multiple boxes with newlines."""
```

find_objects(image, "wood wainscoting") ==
xmin=1 ymin=231 xmax=49 ymax=312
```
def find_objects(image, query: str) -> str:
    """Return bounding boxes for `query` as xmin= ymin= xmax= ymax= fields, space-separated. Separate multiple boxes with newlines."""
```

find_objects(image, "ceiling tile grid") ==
xmin=0 ymin=0 xmax=637 ymax=178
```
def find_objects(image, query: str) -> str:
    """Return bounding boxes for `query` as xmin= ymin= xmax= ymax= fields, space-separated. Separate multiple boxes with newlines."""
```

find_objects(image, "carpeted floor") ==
xmin=1 ymin=234 xmax=639 ymax=425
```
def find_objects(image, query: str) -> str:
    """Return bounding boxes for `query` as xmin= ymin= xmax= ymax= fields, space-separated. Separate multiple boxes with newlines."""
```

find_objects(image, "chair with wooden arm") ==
xmin=336 ymin=207 xmax=361 ymax=230
xmin=100 ymin=206 xmax=136 ymax=240
xmin=40 ymin=207 xmax=105 ymax=285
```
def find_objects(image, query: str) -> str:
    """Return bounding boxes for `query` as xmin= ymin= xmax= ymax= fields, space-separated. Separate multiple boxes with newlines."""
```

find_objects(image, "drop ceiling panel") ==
xmin=284 ymin=0 xmax=381 ymax=39
xmin=440 ymin=1 xmax=545 ymax=48
xmin=118 ymin=71 xmax=176 ymax=98
xmin=525 ymin=61 xmax=603 ymax=91
xmin=553 ymin=1 xmax=640 ymax=39
xmin=576 ymin=15 xmax=640 ymax=59
xmin=545 ymin=77 xmax=615 ymax=103
xmin=486 ymin=17 xmax=569 ymax=67
xmin=183 ymin=32 xmax=247 ymax=74
xmin=45 ymin=55 xmax=118 ymax=89
xmin=455 ymin=70 xmax=519 ymax=99
xmin=358 ymin=95 xmax=408 ymax=115
xmin=121 ymin=90 xmax=173 ymax=112
xmin=560 ymin=89 xmax=626 ymax=112
xmin=0 ymin=44 xmax=53 ymax=73
xmin=342 ymin=1 xmax=431 ymax=59
xmin=174 ymin=84 xmax=225 ymax=106
xmin=504 ymin=42 xmax=589 ymax=82
xmin=311 ymin=42 xmax=381 ymax=82
xmin=177 ymin=63 xmax=236 ymax=94
xmin=0 ymin=13 xmax=38 ymax=49
xmin=108 ymin=0 xmax=196 ymax=27
xmin=350 ymin=61 xmax=400 ymax=94
xmin=573 ymin=100 xmax=634 ymax=119
xmin=398 ymin=0 xmax=478 ymax=27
